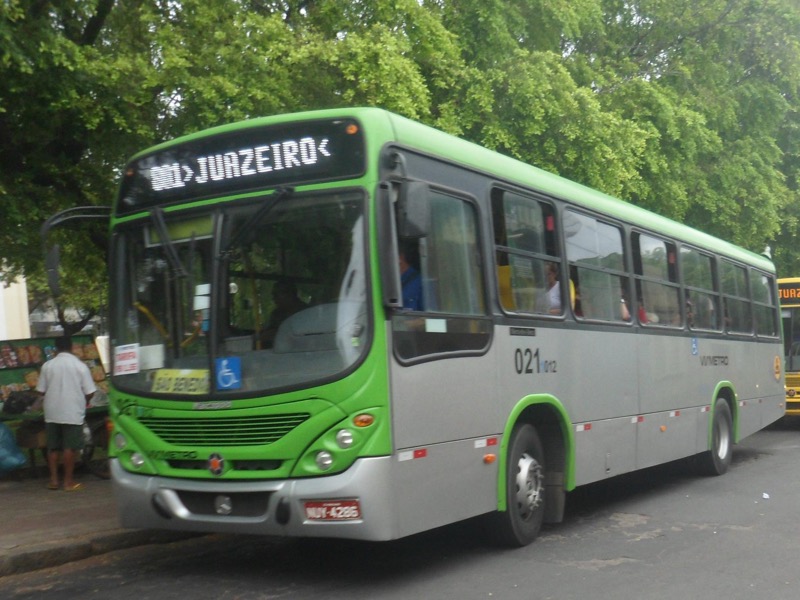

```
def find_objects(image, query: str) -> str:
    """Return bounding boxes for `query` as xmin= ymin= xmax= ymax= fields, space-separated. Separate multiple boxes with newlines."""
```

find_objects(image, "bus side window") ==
xmin=565 ymin=210 xmax=629 ymax=323
xmin=721 ymin=260 xmax=752 ymax=334
xmin=392 ymin=188 xmax=490 ymax=362
xmin=680 ymin=245 xmax=719 ymax=331
xmin=632 ymin=232 xmax=681 ymax=327
xmin=751 ymin=270 xmax=779 ymax=337
xmin=491 ymin=189 xmax=561 ymax=315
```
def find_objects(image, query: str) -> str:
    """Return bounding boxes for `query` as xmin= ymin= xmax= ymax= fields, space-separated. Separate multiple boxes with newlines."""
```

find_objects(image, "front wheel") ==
xmin=81 ymin=418 xmax=110 ymax=480
xmin=696 ymin=400 xmax=733 ymax=476
xmin=487 ymin=423 xmax=546 ymax=547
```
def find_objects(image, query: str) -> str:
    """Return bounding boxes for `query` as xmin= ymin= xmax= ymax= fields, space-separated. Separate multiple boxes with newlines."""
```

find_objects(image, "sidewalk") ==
xmin=0 ymin=466 xmax=195 ymax=577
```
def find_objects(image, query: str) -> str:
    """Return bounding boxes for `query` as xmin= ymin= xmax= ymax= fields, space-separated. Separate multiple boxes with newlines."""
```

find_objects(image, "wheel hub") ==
xmin=515 ymin=452 xmax=544 ymax=519
xmin=716 ymin=422 xmax=730 ymax=459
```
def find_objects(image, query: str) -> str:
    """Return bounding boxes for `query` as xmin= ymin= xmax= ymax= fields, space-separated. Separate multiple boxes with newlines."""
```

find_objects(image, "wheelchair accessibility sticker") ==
xmin=215 ymin=357 xmax=242 ymax=390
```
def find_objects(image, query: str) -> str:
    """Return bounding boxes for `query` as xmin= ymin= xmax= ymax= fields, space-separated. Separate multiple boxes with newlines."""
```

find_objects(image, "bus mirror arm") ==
xmin=45 ymin=244 xmax=61 ymax=298
xmin=39 ymin=205 xmax=111 ymax=299
xmin=377 ymin=182 xmax=402 ymax=309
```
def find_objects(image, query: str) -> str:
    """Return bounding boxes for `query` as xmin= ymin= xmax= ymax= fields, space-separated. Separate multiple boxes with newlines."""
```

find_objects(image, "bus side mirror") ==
xmin=377 ymin=183 xmax=402 ymax=308
xmin=397 ymin=181 xmax=430 ymax=238
xmin=45 ymin=244 xmax=61 ymax=298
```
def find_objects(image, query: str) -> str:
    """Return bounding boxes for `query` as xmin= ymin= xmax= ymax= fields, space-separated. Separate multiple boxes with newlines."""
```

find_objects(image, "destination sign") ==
xmin=117 ymin=118 xmax=365 ymax=214
xmin=149 ymin=136 xmax=332 ymax=192
xmin=779 ymin=279 xmax=800 ymax=307
xmin=151 ymin=369 xmax=210 ymax=395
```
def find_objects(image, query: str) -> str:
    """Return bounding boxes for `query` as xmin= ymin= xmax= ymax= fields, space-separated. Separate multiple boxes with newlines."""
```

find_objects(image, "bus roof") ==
xmin=130 ymin=107 xmax=774 ymax=273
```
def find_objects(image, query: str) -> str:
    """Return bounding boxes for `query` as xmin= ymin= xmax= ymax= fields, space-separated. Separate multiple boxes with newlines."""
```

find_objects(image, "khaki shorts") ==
xmin=45 ymin=422 xmax=84 ymax=451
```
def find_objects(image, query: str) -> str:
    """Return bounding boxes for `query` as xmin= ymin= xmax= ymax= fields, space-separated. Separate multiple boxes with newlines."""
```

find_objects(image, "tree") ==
xmin=1 ymin=1 xmax=127 ymax=331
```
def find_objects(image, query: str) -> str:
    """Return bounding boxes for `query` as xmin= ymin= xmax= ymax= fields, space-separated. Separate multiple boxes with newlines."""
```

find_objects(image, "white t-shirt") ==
xmin=548 ymin=283 xmax=561 ymax=312
xmin=36 ymin=352 xmax=97 ymax=425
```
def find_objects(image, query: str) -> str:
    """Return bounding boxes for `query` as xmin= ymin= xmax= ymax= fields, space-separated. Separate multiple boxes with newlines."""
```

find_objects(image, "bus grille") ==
xmin=138 ymin=413 xmax=310 ymax=446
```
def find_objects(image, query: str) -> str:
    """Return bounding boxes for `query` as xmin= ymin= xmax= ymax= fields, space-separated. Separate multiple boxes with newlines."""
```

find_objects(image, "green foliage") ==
xmin=2 ymin=0 xmax=800 ymax=334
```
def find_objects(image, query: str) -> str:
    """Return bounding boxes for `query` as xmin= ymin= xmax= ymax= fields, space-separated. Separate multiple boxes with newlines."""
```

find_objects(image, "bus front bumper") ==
xmin=110 ymin=457 xmax=397 ymax=541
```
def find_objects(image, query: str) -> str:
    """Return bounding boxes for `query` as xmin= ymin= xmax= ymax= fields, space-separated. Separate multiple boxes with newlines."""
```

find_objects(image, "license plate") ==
xmin=303 ymin=500 xmax=361 ymax=521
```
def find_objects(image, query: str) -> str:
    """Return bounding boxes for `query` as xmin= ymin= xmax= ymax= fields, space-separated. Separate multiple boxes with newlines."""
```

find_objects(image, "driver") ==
xmin=259 ymin=281 xmax=307 ymax=348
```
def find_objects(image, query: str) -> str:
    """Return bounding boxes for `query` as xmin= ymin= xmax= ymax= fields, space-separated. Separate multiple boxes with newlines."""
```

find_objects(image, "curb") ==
xmin=0 ymin=530 xmax=201 ymax=578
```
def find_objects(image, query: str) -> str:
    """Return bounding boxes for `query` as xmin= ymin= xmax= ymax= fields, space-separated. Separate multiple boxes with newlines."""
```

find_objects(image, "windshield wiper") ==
xmin=219 ymin=186 xmax=294 ymax=259
xmin=149 ymin=207 xmax=188 ymax=278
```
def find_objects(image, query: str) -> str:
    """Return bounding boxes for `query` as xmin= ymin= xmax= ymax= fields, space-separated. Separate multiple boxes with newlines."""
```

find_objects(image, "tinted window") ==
xmin=393 ymin=188 xmax=490 ymax=362
xmin=720 ymin=261 xmax=752 ymax=334
xmin=492 ymin=190 xmax=562 ymax=315
xmin=680 ymin=246 xmax=720 ymax=330
xmin=565 ymin=211 xmax=630 ymax=323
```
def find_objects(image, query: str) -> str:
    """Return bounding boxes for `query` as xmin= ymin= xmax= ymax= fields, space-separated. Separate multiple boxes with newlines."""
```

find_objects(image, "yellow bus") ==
xmin=779 ymin=277 xmax=800 ymax=415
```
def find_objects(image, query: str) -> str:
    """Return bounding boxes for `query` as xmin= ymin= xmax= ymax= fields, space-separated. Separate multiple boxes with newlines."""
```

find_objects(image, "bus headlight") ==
xmin=336 ymin=429 xmax=354 ymax=449
xmin=315 ymin=451 xmax=333 ymax=471
xmin=131 ymin=452 xmax=146 ymax=468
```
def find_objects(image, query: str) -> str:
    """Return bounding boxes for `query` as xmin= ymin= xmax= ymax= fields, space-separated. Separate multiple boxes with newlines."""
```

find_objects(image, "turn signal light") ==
xmin=353 ymin=414 xmax=374 ymax=427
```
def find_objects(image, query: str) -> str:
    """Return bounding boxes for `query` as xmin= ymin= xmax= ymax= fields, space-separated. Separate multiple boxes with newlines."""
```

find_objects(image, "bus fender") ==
xmin=710 ymin=381 xmax=739 ymax=444
xmin=496 ymin=394 xmax=575 ymax=523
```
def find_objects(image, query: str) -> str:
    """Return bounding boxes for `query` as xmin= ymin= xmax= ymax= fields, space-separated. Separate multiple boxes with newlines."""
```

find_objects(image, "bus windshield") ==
xmin=110 ymin=190 xmax=369 ymax=397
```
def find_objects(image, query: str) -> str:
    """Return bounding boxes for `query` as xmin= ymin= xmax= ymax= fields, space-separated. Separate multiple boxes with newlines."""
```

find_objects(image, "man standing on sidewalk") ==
xmin=36 ymin=336 xmax=96 ymax=491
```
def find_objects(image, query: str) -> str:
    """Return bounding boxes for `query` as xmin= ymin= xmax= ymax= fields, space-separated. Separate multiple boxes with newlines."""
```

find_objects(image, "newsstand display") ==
xmin=0 ymin=334 xmax=110 ymax=478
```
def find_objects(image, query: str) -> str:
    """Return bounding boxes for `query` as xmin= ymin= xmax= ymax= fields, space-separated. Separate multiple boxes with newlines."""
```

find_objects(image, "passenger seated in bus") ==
xmin=619 ymin=295 xmax=632 ymax=321
xmin=638 ymin=300 xmax=660 ymax=324
xmin=638 ymin=300 xmax=648 ymax=324
xmin=399 ymin=249 xmax=423 ymax=311
xmin=688 ymin=295 xmax=716 ymax=329
xmin=545 ymin=262 xmax=561 ymax=314
xmin=259 ymin=281 xmax=308 ymax=348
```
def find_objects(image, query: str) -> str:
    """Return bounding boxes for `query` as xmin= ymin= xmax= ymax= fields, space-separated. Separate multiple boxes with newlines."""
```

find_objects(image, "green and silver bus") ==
xmin=106 ymin=108 xmax=784 ymax=546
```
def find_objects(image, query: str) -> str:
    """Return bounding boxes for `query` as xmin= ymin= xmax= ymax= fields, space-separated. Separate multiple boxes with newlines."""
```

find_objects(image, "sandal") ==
xmin=47 ymin=483 xmax=59 ymax=490
xmin=63 ymin=483 xmax=84 ymax=492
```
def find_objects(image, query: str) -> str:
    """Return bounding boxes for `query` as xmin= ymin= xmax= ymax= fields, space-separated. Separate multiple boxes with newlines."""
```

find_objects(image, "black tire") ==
xmin=487 ymin=423 xmax=546 ymax=547
xmin=81 ymin=419 xmax=110 ymax=480
xmin=696 ymin=400 xmax=733 ymax=476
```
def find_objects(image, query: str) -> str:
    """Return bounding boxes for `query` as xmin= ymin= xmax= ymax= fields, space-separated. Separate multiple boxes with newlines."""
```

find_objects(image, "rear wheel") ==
xmin=487 ymin=423 xmax=546 ymax=547
xmin=696 ymin=400 xmax=733 ymax=476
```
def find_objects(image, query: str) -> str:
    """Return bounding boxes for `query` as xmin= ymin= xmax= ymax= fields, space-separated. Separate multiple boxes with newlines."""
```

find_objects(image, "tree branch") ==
xmin=81 ymin=0 xmax=116 ymax=46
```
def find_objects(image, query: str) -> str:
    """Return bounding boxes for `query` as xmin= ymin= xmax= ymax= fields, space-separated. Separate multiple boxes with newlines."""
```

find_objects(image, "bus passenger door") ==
xmin=383 ymin=179 xmax=497 ymax=537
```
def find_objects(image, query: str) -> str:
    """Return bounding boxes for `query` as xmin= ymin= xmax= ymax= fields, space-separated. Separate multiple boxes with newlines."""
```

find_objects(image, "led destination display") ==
xmin=117 ymin=118 xmax=365 ymax=214
xmin=779 ymin=279 xmax=800 ymax=308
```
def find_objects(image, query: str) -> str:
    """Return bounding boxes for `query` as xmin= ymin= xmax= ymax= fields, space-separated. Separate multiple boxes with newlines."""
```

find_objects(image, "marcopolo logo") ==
xmin=208 ymin=453 xmax=225 ymax=476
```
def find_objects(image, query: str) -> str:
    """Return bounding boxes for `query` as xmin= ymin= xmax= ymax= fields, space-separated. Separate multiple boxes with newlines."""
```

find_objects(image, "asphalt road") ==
xmin=2 ymin=417 xmax=799 ymax=600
